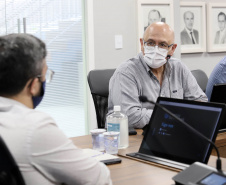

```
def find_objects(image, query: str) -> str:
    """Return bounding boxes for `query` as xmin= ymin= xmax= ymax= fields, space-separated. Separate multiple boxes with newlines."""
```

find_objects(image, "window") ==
xmin=1 ymin=0 xmax=87 ymax=137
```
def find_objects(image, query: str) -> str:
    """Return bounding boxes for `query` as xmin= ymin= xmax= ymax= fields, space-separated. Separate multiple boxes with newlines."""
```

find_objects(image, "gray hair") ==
xmin=0 ymin=33 xmax=47 ymax=96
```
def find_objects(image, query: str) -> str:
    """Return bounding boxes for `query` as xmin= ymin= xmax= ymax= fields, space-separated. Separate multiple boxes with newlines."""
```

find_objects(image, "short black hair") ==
xmin=218 ymin=12 xmax=226 ymax=21
xmin=0 ymin=33 xmax=47 ymax=96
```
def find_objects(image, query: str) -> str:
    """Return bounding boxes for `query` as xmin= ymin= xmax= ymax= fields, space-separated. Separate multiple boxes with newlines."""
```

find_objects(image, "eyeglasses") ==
xmin=143 ymin=40 xmax=174 ymax=52
xmin=36 ymin=69 xmax=55 ymax=83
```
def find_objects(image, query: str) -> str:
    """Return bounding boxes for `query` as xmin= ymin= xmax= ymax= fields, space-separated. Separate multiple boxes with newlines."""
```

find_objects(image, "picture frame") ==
xmin=137 ymin=0 xmax=174 ymax=52
xmin=180 ymin=2 xmax=206 ymax=53
xmin=207 ymin=3 xmax=226 ymax=52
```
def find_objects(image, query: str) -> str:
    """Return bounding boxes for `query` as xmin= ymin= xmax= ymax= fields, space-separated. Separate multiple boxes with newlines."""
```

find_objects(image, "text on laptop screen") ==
xmin=139 ymin=99 xmax=223 ymax=164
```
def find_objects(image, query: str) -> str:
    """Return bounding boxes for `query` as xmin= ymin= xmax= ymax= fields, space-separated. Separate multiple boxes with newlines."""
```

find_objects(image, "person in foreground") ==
xmin=206 ymin=56 xmax=226 ymax=101
xmin=0 ymin=34 xmax=112 ymax=185
xmin=108 ymin=22 xmax=207 ymax=129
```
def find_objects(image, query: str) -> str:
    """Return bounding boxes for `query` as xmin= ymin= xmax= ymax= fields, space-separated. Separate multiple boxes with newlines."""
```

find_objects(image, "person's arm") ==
xmin=206 ymin=78 xmax=215 ymax=101
xmin=206 ymin=62 xmax=226 ymax=101
xmin=109 ymin=71 xmax=153 ymax=128
xmin=29 ymin=120 xmax=112 ymax=185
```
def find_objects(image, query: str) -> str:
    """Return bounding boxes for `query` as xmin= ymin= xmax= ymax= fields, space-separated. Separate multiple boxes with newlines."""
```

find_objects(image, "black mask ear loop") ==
xmin=166 ymin=55 xmax=171 ymax=98
xmin=167 ymin=76 xmax=171 ymax=98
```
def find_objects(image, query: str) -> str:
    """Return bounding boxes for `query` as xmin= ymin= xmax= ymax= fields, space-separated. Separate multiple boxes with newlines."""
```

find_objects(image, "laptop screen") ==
xmin=139 ymin=97 xmax=226 ymax=165
xmin=210 ymin=83 xmax=226 ymax=104
xmin=210 ymin=84 xmax=226 ymax=131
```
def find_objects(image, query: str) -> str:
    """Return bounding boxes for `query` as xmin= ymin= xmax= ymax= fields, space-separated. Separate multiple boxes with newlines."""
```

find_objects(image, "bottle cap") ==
xmin=114 ymin=105 xmax=121 ymax=111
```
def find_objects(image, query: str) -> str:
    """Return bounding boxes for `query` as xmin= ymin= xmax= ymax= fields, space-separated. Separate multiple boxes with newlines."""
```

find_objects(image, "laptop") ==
xmin=210 ymin=83 xmax=226 ymax=131
xmin=210 ymin=83 xmax=226 ymax=104
xmin=126 ymin=97 xmax=226 ymax=170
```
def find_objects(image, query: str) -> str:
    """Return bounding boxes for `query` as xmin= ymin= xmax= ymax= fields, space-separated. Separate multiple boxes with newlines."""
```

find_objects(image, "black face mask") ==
xmin=32 ymin=81 xmax=46 ymax=108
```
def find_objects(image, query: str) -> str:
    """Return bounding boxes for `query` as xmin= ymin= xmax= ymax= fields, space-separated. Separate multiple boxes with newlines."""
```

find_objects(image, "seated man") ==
xmin=0 ymin=34 xmax=112 ymax=185
xmin=108 ymin=22 xmax=207 ymax=129
xmin=206 ymin=56 xmax=226 ymax=101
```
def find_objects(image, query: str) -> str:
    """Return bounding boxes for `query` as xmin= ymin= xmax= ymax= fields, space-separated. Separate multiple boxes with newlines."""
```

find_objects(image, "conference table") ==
xmin=70 ymin=129 xmax=226 ymax=185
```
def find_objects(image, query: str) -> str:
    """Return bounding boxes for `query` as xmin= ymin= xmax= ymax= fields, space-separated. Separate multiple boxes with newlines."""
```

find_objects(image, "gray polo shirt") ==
xmin=107 ymin=52 xmax=207 ymax=128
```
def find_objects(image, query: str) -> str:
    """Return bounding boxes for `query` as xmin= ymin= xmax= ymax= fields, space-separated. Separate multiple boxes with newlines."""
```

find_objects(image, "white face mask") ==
xmin=143 ymin=45 xmax=168 ymax=69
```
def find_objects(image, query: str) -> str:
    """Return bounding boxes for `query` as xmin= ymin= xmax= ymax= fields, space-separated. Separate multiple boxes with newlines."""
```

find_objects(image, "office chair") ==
xmin=87 ymin=69 xmax=116 ymax=128
xmin=191 ymin=69 xmax=208 ymax=92
xmin=0 ymin=136 xmax=26 ymax=185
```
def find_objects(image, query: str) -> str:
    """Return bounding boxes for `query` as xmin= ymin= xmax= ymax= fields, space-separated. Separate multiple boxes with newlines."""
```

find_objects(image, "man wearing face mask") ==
xmin=0 ymin=34 xmax=112 ymax=185
xmin=107 ymin=22 xmax=207 ymax=129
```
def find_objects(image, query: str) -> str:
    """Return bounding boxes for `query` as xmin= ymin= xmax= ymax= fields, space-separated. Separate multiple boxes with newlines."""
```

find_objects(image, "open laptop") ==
xmin=210 ymin=83 xmax=226 ymax=104
xmin=210 ymin=83 xmax=226 ymax=132
xmin=126 ymin=97 xmax=226 ymax=170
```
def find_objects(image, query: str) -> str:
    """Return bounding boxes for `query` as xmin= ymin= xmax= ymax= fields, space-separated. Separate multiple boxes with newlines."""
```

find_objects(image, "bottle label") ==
xmin=107 ymin=123 xmax=120 ymax=132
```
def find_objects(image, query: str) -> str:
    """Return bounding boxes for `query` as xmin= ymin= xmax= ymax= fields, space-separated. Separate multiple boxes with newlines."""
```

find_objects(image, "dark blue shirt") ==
xmin=206 ymin=56 xmax=226 ymax=101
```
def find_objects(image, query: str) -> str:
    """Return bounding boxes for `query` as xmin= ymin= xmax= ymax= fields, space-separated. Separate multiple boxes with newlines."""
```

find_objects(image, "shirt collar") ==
xmin=185 ymin=27 xmax=193 ymax=35
xmin=0 ymin=96 xmax=27 ymax=109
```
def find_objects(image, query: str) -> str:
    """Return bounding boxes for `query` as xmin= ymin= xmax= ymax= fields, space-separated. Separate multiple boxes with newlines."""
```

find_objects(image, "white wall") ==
xmin=87 ymin=0 xmax=226 ymax=129
xmin=93 ymin=0 xmax=137 ymax=69
xmin=92 ymin=0 xmax=226 ymax=75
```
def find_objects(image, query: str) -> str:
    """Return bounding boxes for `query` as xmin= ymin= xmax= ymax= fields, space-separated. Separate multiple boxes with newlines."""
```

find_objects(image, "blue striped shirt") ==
xmin=107 ymin=53 xmax=207 ymax=128
xmin=206 ymin=56 xmax=226 ymax=101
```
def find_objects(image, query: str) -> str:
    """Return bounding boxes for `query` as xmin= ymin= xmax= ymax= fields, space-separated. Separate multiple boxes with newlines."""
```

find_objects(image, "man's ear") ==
xmin=168 ymin=44 xmax=177 ymax=56
xmin=140 ymin=38 xmax=144 ymax=53
xmin=27 ymin=78 xmax=40 ymax=96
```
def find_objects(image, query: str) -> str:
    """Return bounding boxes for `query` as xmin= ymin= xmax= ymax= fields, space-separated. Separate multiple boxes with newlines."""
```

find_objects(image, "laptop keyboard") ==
xmin=126 ymin=152 xmax=189 ymax=170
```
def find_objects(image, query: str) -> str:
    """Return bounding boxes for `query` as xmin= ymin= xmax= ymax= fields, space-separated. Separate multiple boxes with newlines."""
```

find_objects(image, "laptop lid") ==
xmin=210 ymin=83 xmax=226 ymax=104
xmin=210 ymin=83 xmax=226 ymax=131
xmin=210 ymin=83 xmax=226 ymax=103
xmin=138 ymin=97 xmax=226 ymax=166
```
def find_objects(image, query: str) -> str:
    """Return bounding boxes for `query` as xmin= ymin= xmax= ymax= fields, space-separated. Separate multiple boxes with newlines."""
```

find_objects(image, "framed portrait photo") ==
xmin=207 ymin=3 xmax=226 ymax=52
xmin=137 ymin=0 xmax=174 ymax=52
xmin=180 ymin=2 xmax=206 ymax=53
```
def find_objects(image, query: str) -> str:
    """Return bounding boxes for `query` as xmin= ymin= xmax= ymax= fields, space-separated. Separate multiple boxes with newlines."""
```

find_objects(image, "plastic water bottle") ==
xmin=106 ymin=105 xmax=129 ymax=149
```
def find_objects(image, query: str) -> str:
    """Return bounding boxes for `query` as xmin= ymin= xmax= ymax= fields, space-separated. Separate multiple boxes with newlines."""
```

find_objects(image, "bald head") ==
xmin=140 ymin=22 xmax=176 ymax=57
xmin=144 ymin=22 xmax=175 ymax=43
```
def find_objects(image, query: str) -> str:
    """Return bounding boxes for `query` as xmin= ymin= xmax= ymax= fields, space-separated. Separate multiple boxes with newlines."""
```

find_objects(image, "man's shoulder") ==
xmin=169 ymin=58 xmax=188 ymax=70
xmin=218 ymin=56 xmax=226 ymax=68
xmin=181 ymin=29 xmax=187 ymax=35
xmin=115 ymin=54 xmax=142 ymax=74
xmin=212 ymin=57 xmax=226 ymax=70
xmin=0 ymin=98 xmax=56 ymax=131
xmin=169 ymin=58 xmax=183 ymax=65
xmin=193 ymin=29 xmax=199 ymax=34
xmin=26 ymin=109 xmax=56 ymax=126
xmin=11 ymin=102 xmax=56 ymax=127
xmin=216 ymin=30 xmax=220 ymax=35
xmin=208 ymin=57 xmax=226 ymax=81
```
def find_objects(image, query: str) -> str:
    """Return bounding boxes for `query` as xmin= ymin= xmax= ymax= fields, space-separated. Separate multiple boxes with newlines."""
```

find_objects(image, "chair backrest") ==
xmin=191 ymin=69 xmax=208 ymax=92
xmin=87 ymin=69 xmax=116 ymax=128
xmin=0 ymin=136 xmax=26 ymax=185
